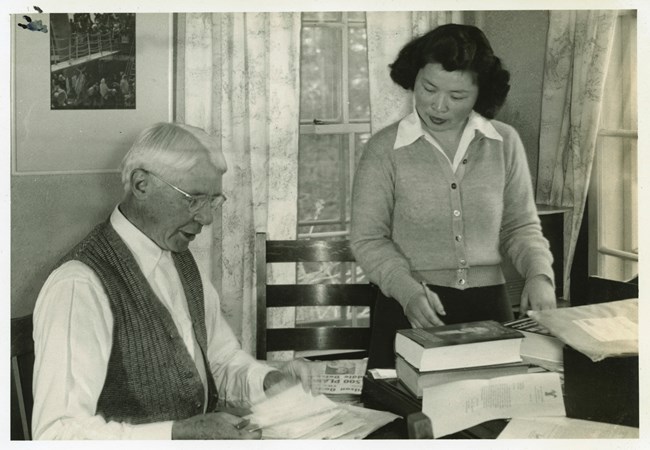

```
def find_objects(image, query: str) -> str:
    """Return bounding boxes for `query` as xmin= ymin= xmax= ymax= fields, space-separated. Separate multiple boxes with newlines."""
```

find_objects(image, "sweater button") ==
xmin=462 ymin=159 xmax=468 ymax=164
xmin=455 ymin=235 xmax=463 ymax=242
xmin=458 ymin=278 xmax=466 ymax=285
xmin=196 ymin=401 xmax=202 ymax=409
xmin=451 ymin=183 xmax=457 ymax=189
xmin=453 ymin=210 xmax=461 ymax=217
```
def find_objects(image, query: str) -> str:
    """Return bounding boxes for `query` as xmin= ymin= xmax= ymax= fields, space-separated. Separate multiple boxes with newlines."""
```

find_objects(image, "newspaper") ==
xmin=310 ymin=359 xmax=367 ymax=395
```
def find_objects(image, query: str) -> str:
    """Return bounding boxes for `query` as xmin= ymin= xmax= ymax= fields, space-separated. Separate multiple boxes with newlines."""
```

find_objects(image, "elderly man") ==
xmin=32 ymin=123 xmax=309 ymax=439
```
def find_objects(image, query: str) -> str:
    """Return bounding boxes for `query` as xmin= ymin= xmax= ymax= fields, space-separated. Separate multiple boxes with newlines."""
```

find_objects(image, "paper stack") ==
xmin=245 ymin=384 xmax=398 ymax=439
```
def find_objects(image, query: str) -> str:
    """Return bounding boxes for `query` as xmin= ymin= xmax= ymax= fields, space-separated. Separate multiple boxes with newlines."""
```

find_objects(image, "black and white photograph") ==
xmin=4 ymin=0 xmax=646 ymax=446
xmin=49 ymin=13 xmax=136 ymax=110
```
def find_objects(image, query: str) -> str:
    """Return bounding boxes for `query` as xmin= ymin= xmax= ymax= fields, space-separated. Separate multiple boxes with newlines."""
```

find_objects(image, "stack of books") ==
xmin=395 ymin=320 xmax=533 ymax=398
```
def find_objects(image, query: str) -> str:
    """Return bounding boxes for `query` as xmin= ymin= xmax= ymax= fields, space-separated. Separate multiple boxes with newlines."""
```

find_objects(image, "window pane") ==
xmin=298 ymin=134 xmax=345 ymax=225
xmin=596 ymin=136 xmax=637 ymax=280
xmin=298 ymin=223 xmax=347 ymax=237
xmin=302 ymin=12 xmax=342 ymax=22
xmin=345 ymin=132 xmax=372 ymax=221
xmin=300 ymin=26 xmax=342 ymax=122
xmin=348 ymin=25 xmax=370 ymax=121
xmin=348 ymin=12 xmax=366 ymax=22
xmin=601 ymin=13 xmax=637 ymax=131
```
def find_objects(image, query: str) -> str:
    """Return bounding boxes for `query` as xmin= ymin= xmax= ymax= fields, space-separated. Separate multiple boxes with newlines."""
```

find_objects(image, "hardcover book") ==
xmin=395 ymin=320 xmax=523 ymax=372
xmin=395 ymin=355 xmax=532 ymax=398
xmin=503 ymin=317 xmax=564 ymax=372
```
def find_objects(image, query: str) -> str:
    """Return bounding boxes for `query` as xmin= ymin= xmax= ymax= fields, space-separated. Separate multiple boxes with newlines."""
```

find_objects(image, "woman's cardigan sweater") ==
xmin=350 ymin=118 xmax=554 ymax=310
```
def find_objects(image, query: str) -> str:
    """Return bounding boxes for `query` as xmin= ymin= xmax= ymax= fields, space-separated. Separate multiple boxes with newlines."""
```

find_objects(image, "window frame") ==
xmin=588 ymin=10 xmax=638 ymax=281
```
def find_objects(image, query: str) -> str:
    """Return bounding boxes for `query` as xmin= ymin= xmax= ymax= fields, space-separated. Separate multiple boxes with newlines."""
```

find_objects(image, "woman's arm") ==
xmin=350 ymin=137 xmax=421 ymax=307
xmin=498 ymin=126 xmax=556 ymax=313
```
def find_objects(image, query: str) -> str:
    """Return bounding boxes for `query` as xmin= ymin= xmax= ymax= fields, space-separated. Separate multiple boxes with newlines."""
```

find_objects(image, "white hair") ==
xmin=119 ymin=122 xmax=227 ymax=193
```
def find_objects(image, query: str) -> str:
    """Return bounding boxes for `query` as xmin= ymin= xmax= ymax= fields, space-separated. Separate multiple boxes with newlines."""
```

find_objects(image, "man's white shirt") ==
xmin=32 ymin=207 xmax=272 ymax=439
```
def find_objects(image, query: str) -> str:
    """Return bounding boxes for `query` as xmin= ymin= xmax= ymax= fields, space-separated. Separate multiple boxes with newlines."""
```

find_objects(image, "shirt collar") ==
xmin=393 ymin=109 xmax=503 ymax=150
xmin=110 ymin=206 xmax=168 ymax=278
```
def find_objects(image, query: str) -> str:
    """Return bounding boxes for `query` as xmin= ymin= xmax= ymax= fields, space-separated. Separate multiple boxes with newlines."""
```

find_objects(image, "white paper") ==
xmin=573 ymin=316 xmax=638 ymax=342
xmin=245 ymin=383 xmax=399 ymax=439
xmin=498 ymin=417 xmax=639 ymax=439
xmin=332 ymin=405 xmax=400 ymax=440
xmin=260 ymin=408 xmax=343 ymax=439
xmin=368 ymin=368 xmax=397 ymax=379
xmin=246 ymin=384 xmax=337 ymax=430
xmin=422 ymin=372 xmax=565 ymax=438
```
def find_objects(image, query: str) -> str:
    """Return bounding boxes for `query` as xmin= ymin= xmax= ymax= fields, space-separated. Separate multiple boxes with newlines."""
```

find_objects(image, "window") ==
xmin=295 ymin=12 xmax=371 ymax=326
xmin=588 ymin=11 xmax=638 ymax=281
xmin=298 ymin=12 xmax=370 ymax=239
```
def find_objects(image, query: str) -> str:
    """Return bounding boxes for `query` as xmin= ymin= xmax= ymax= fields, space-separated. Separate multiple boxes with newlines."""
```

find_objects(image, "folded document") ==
xmin=528 ymin=299 xmax=638 ymax=362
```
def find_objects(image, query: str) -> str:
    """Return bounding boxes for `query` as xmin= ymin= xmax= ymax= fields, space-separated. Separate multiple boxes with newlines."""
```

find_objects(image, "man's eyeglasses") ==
xmin=144 ymin=170 xmax=227 ymax=213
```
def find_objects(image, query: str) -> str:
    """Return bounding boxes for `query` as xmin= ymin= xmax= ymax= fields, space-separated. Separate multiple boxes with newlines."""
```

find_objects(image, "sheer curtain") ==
xmin=536 ymin=10 xmax=617 ymax=298
xmin=176 ymin=13 xmax=302 ymax=353
xmin=366 ymin=11 xmax=461 ymax=133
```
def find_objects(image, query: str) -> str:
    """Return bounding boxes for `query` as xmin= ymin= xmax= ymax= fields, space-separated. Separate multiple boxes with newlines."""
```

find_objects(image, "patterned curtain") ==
xmin=366 ymin=11 xmax=462 ymax=133
xmin=176 ymin=13 xmax=302 ymax=354
xmin=536 ymin=10 xmax=617 ymax=298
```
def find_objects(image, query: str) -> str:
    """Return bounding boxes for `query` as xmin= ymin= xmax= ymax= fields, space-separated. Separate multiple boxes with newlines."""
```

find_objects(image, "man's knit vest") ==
xmin=56 ymin=220 xmax=218 ymax=424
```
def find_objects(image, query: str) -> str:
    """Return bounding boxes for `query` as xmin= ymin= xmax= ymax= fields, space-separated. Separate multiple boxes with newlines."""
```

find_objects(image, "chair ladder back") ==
xmin=256 ymin=232 xmax=269 ymax=360
xmin=265 ymin=239 xmax=356 ymax=263
xmin=255 ymin=232 xmax=376 ymax=361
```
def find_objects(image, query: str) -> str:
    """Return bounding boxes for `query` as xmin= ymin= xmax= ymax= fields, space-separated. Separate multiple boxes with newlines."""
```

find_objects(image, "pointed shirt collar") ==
xmin=110 ymin=206 xmax=169 ymax=279
xmin=393 ymin=109 xmax=503 ymax=150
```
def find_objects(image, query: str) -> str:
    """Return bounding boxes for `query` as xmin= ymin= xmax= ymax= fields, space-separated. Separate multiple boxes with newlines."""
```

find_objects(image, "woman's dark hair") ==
xmin=389 ymin=24 xmax=510 ymax=119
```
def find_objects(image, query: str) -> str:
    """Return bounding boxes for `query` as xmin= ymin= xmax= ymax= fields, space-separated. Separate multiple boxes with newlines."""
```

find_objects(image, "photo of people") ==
xmin=49 ymin=13 xmax=135 ymax=109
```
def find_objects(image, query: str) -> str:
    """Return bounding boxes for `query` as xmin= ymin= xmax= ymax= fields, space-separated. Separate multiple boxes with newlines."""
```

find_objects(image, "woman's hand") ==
xmin=520 ymin=275 xmax=556 ymax=318
xmin=404 ymin=286 xmax=446 ymax=328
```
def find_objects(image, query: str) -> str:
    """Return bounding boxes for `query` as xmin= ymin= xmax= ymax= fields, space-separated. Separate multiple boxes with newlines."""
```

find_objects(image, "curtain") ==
xmin=366 ymin=11 xmax=462 ymax=133
xmin=536 ymin=10 xmax=617 ymax=298
xmin=176 ymin=13 xmax=302 ymax=354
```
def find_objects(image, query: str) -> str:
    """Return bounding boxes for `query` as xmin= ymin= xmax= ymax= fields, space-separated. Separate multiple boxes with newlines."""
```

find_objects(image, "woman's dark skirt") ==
xmin=367 ymin=284 xmax=514 ymax=370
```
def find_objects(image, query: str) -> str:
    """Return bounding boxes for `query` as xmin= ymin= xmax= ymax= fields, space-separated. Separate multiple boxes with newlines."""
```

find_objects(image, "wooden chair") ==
xmin=255 ymin=232 xmax=377 ymax=360
xmin=11 ymin=314 xmax=34 ymax=440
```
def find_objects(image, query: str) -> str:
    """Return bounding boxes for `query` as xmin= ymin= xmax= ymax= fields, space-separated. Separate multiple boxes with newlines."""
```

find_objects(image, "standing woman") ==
xmin=350 ymin=24 xmax=556 ymax=369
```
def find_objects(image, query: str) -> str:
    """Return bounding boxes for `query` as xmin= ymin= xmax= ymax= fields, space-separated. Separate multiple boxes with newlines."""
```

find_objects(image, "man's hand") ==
xmin=263 ymin=359 xmax=316 ymax=397
xmin=404 ymin=287 xmax=446 ymax=328
xmin=172 ymin=411 xmax=261 ymax=440
xmin=520 ymin=275 xmax=557 ymax=318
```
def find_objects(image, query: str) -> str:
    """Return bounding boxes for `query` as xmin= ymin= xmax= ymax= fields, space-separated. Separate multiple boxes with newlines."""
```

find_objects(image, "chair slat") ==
xmin=266 ymin=327 xmax=371 ymax=353
xmin=256 ymin=232 xmax=376 ymax=360
xmin=266 ymin=239 xmax=356 ymax=263
xmin=266 ymin=284 xmax=376 ymax=307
